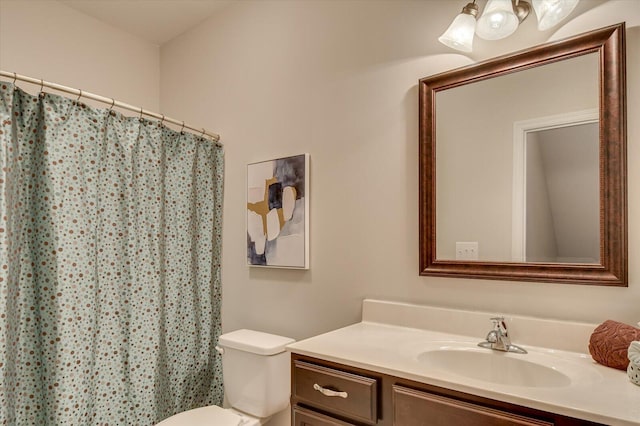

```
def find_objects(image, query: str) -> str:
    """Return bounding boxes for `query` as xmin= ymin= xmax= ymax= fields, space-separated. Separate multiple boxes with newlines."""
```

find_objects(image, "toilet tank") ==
xmin=217 ymin=329 xmax=295 ymax=418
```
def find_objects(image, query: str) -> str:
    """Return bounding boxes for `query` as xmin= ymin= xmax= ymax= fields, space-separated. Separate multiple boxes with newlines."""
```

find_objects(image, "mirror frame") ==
xmin=419 ymin=23 xmax=627 ymax=286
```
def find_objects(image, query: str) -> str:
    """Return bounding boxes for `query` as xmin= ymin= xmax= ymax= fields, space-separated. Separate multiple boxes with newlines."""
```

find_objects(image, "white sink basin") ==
xmin=418 ymin=346 xmax=572 ymax=388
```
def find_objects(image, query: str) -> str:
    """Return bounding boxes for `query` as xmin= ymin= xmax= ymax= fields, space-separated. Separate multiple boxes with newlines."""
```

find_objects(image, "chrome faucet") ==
xmin=478 ymin=316 xmax=527 ymax=354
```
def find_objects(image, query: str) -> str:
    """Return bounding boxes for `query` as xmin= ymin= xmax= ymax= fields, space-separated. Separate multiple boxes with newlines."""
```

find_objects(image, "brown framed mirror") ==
xmin=419 ymin=23 xmax=627 ymax=286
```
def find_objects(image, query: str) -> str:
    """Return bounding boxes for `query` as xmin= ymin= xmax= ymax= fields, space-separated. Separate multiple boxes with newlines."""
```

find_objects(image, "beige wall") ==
xmin=160 ymin=0 xmax=640 ymax=343
xmin=0 ymin=0 xmax=160 ymax=111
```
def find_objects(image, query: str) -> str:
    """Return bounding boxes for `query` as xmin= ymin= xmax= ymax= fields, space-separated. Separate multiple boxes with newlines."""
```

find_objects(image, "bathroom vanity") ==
xmin=291 ymin=353 xmax=598 ymax=426
xmin=287 ymin=300 xmax=640 ymax=426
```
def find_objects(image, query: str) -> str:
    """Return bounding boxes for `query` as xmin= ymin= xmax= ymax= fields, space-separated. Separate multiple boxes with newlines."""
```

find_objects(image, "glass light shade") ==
xmin=476 ymin=0 xmax=519 ymax=40
xmin=438 ymin=12 xmax=476 ymax=53
xmin=532 ymin=0 xmax=579 ymax=30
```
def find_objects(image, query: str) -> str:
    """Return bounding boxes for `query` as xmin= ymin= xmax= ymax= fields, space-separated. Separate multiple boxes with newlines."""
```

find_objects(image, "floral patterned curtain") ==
xmin=0 ymin=82 xmax=224 ymax=425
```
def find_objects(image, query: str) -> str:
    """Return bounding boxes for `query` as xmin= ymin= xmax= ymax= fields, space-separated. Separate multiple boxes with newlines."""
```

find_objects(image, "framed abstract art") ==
xmin=247 ymin=154 xmax=309 ymax=269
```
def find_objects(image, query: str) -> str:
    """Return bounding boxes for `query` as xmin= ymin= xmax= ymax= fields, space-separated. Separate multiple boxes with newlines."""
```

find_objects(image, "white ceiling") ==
xmin=60 ymin=0 xmax=232 ymax=45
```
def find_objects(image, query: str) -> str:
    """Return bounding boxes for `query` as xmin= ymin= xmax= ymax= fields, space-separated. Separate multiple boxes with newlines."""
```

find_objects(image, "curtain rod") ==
xmin=0 ymin=70 xmax=221 ymax=143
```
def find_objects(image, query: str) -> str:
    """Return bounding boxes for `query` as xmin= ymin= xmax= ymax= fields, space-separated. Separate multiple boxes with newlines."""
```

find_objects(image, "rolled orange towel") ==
xmin=589 ymin=320 xmax=640 ymax=370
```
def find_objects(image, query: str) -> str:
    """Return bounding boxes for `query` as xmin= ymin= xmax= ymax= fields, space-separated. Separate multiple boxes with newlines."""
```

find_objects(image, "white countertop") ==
xmin=287 ymin=300 xmax=640 ymax=426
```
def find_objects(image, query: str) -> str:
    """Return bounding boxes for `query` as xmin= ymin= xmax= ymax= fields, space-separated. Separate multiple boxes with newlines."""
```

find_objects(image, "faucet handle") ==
xmin=490 ymin=316 xmax=508 ymax=335
xmin=490 ymin=316 xmax=504 ymax=327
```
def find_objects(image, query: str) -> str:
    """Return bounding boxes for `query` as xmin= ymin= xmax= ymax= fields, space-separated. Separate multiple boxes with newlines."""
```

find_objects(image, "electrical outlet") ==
xmin=456 ymin=242 xmax=478 ymax=260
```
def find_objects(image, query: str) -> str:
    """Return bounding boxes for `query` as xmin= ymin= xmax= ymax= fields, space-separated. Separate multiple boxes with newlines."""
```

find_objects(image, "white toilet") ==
xmin=157 ymin=329 xmax=295 ymax=426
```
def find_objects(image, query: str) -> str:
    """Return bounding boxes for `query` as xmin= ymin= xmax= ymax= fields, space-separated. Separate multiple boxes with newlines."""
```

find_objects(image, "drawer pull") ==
xmin=313 ymin=383 xmax=348 ymax=399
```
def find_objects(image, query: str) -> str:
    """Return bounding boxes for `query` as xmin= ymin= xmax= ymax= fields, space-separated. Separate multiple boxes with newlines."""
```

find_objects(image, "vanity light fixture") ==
xmin=438 ymin=1 xmax=479 ymax=52
xmin=439 ymin=0 xmax=580 ymax=52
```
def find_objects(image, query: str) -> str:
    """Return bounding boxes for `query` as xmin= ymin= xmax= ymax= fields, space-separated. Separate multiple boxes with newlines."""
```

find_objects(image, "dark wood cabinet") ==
xmin=291 ymin=353 xmax=604 ymax=426
xmin=293 ymin=406 xmax=357 ymax=426
xmin=392 ymin=385 xmax=552 ymax=426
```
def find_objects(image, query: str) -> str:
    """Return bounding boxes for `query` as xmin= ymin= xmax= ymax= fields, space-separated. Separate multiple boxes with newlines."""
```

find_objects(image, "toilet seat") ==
xmin=156 ymin=405 xmax=244 ymax=426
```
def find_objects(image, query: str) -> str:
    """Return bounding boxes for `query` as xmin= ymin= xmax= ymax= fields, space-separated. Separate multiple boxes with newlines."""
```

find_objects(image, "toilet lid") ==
xmin=156 ymin=406 xmax=243 ymax=426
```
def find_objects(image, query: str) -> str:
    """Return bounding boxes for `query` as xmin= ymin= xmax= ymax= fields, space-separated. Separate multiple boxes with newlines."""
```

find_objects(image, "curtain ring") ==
xmin=139 ymin=107 xmax=144 ymax=122
xmin=180 ymin=121 xmax=185 ymax=134
xmin=201 ymin=128 xmax=206 ymax=138
xmin=76 ymin=89 xmax=83 ymax=102
xmin=160 ymin=114 xmax=165 ymax=127
xmin=39 ymin=79 xmax=45 ymax=98
xmin=107 ymin=98 xmax=116 ymax=116
xmin=12 ymin=72 xmax=18 ymax=91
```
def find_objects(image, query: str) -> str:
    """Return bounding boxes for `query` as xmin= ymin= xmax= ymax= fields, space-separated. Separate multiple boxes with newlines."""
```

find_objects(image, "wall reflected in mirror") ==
xmin=435 ymin=53 xmax=599 ymax=264
xmin=523 ymin=122 xmax=599 ymax=264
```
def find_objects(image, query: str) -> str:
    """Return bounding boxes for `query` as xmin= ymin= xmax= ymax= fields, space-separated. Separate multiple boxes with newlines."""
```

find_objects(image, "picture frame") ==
xmin=246 ymin=153 xmax=309 ymax=269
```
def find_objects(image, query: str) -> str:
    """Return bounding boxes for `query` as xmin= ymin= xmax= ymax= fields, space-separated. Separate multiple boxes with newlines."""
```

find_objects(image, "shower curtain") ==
xmin=0 ymin=82 xmax=224 ymax=425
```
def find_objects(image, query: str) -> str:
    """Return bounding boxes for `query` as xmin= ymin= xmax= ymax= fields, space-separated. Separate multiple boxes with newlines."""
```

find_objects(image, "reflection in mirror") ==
xmin=511 ymin=108 xmax=600 ymax=264
xmin=435 ymin=53 xmax=599 ymax=263
xmin=523 ymin=121 xmax=599 ymax=264
xmin=419 ymin=23 xmax=627 ymax=286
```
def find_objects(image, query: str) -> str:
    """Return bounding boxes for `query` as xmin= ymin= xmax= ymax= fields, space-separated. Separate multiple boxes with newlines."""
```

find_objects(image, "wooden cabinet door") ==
xmin=392 ymin=386 xmax=554 ymax=426
xmin=293 ymin=406 xmax=358 ymax=426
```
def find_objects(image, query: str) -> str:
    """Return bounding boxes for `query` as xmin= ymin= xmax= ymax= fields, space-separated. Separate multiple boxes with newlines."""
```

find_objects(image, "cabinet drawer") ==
xmin=293 ymin=360 xmax=378 ymax=424
xmin=293 ymin=406 xmax=357 ymax=426
xmin=393 ymin=385 xmax=553 ymax=426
